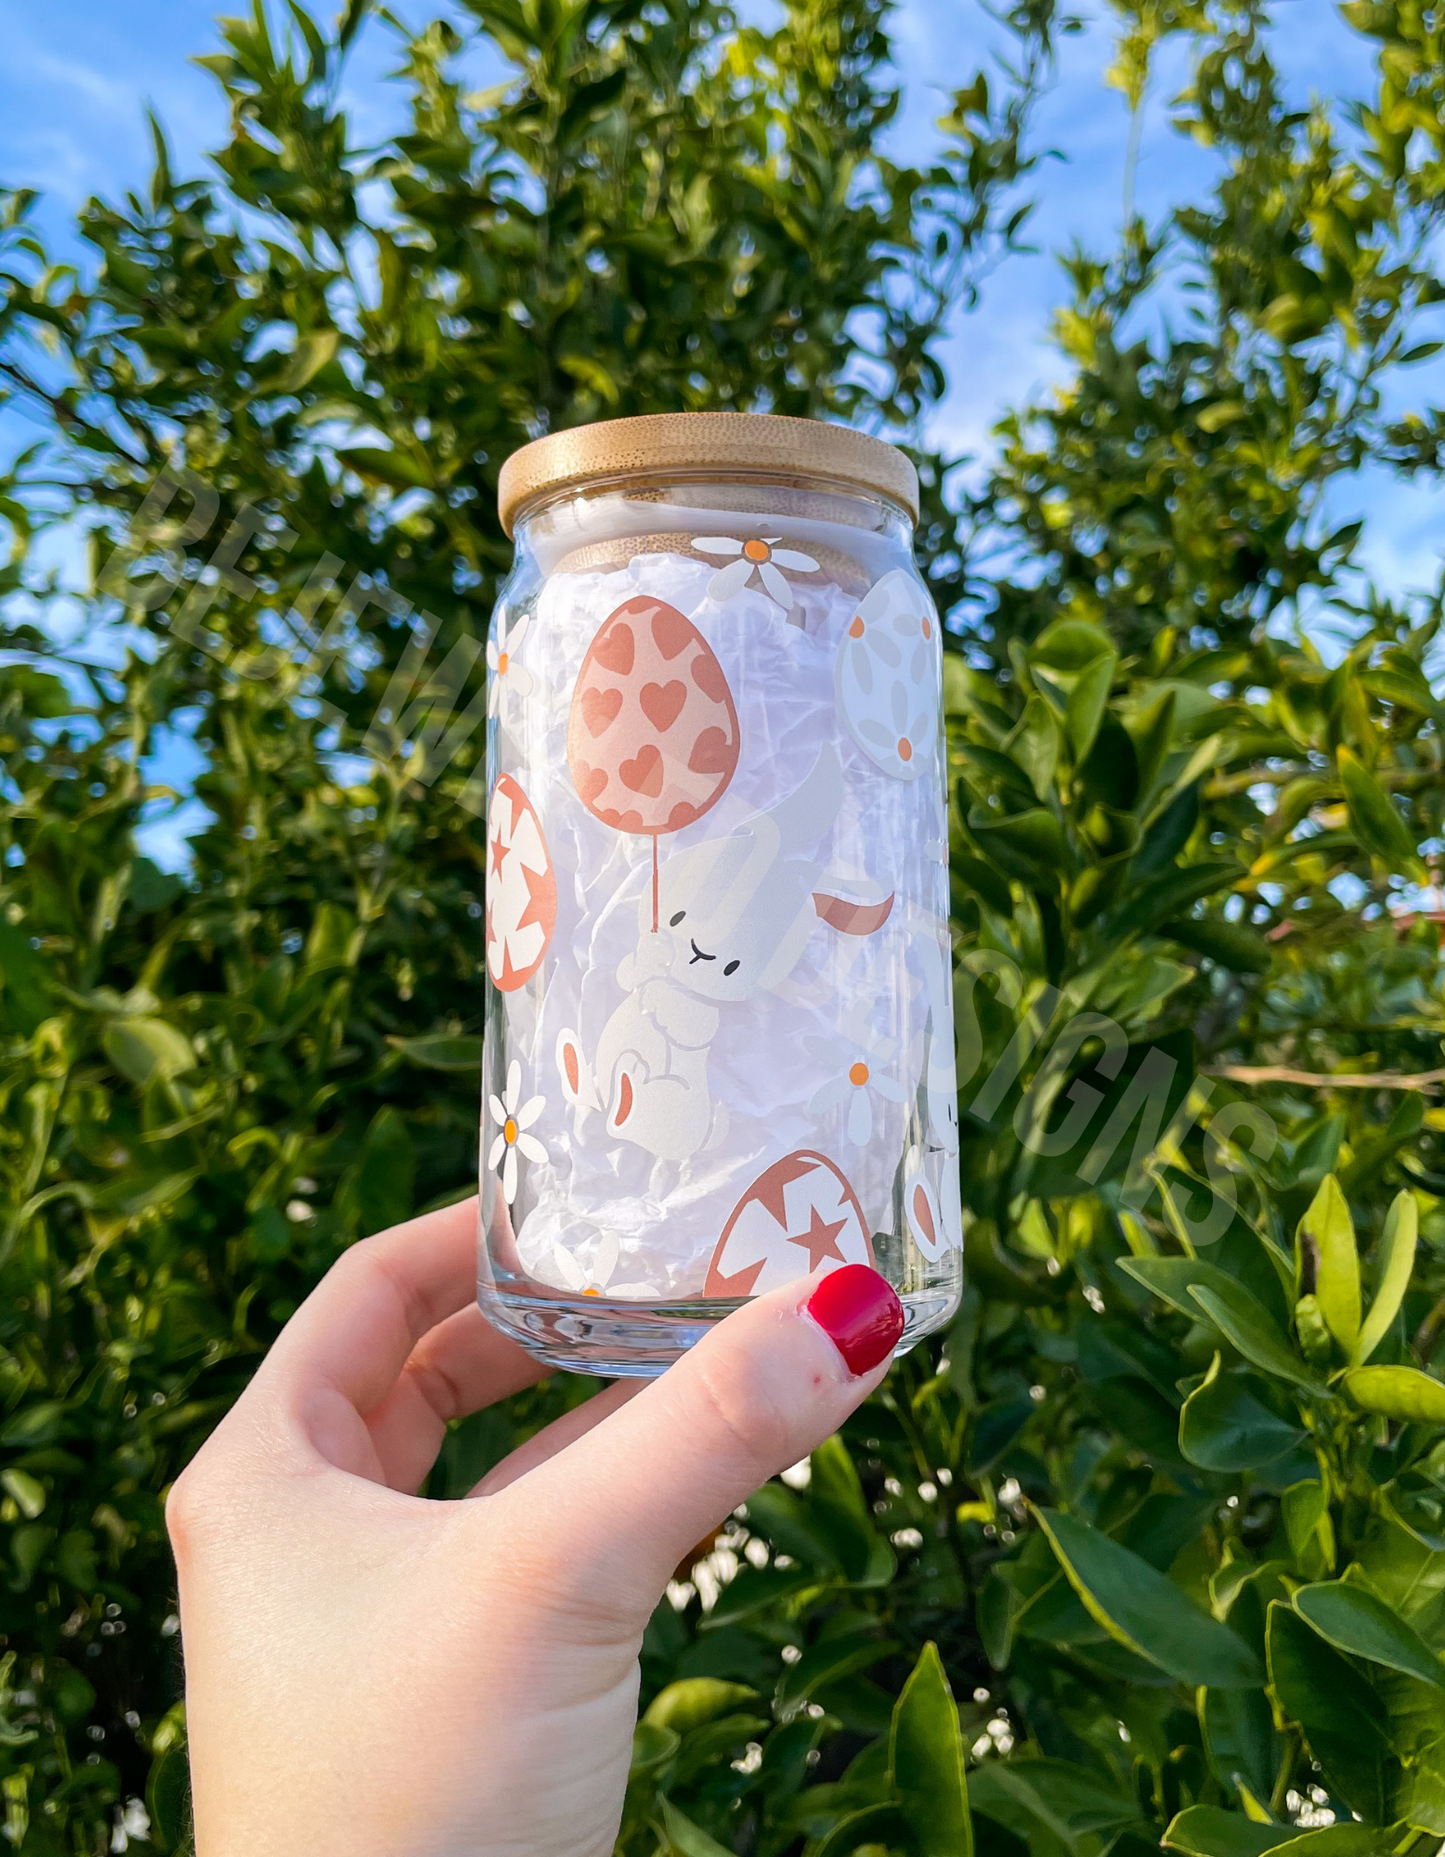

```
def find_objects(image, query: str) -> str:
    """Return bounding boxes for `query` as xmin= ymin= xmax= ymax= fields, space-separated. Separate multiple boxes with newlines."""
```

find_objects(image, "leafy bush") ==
xmin=3 ymin=1 xmax=1445 ymax=1852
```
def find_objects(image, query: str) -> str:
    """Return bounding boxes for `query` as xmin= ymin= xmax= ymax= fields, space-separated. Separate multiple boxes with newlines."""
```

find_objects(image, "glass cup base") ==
xmin=477 ymin=1270 xmax=960 ymax=1378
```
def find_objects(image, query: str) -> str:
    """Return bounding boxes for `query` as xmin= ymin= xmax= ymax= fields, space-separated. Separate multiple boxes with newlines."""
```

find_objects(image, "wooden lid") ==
xmin=497 ymin=412 xmax=919 ymax=534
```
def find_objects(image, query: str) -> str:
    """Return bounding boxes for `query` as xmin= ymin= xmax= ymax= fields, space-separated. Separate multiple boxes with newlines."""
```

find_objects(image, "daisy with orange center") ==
xmin=487 ymin=1060 xmax=547 ymax=1203
xmin=693 ymin=534 xmax=820 ymax=611
xmin=486 ymin=610 xmax=533 ymax=726
xmin=806 ymin=1034 xmax=907 ymax=1145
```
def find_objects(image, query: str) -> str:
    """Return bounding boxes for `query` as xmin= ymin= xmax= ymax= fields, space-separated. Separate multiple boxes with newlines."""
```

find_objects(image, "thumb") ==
xmin=508 ymin=1265 xmax=904 ymax=1618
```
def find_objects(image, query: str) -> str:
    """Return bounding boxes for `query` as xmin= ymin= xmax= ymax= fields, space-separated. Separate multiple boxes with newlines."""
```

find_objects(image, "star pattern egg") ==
xmin=704 ymin=1149 xmax=873 ymax=1298
xmin=486 ymin=774 xmax=556 ymax=991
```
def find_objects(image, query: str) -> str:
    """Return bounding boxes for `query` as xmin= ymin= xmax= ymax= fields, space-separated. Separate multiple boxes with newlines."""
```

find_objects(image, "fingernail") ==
xmin=805 ymin=1265 xmax=904 ymax=1377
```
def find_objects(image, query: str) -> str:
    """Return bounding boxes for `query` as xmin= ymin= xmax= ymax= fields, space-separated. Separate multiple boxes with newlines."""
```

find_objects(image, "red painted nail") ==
xmin=805 ymin=1265 xmax=904 ymax=1377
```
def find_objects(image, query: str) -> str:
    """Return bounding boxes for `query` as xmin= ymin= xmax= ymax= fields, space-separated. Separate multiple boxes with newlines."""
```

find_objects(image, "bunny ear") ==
xmin=812 ymin=890 xmax=895 ymax=936
xmin=766 ymin=743 xmax=843 ymax=852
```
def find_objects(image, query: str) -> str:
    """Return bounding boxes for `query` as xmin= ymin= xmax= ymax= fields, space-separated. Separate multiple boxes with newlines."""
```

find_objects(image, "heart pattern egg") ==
xmin=567 ymin=595 xmax=740 ymax=834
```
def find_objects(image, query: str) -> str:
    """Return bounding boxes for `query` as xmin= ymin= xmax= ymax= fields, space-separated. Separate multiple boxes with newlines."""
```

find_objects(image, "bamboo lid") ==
xmin=497 ymin=412 xmax=919 ymax=535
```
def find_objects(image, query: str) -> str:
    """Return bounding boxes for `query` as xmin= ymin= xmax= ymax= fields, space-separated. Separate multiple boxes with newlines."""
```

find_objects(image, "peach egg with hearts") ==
xmin=566 ymin=594 xmax=740 ymax=837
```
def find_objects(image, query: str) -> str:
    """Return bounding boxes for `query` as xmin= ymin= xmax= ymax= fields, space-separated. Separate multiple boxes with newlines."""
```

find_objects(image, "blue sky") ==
xmin=8 ymin=0 xmax=1440 ymax=867
xmin=2 ymin=4 xmax=1442 ymax=655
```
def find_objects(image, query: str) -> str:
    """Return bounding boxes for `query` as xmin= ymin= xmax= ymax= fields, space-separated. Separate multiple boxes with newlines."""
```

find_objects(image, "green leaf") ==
xmin=1188 ymin=1284 xmax=1328 ymax=1394
xmin=1342 ymin=1364 xmax=1445 ymax=1423
xmin=1163 ymin=1804 xmax=1391 ymax=1854
xmin=967 ymin=805 xmax=1071 ymax=877
xmin=1338 ymin=745 xmax=1420 ymax=871
xmin=1296 ymin=1176 xmax=1360 ymax=1357
xmin=643 ymin=1679 xmax=758 ymax=1734
xmin=630 ymin=1721 xmax=680 ymax=1775
xmin=1200 ymin=1684 xmax=1276 ymax=1804
xmin=147 ymin=1741 xmax=191 ymax=1852
xmin=953 ymin=854 xmax=1014 ymax=917
xmin=266 ymin=328 xmax=339 ymax=393
xmin=1180 ymin=1355 xmax=1307 ymax=1471
xmin=0 ymin=921 xmax=52 ymax=1033
xmin=1159 ymin=916 xmax=1270 ymax=974
xmin=1356 ymin=1190 xmax=1417 ymax=1365
xmin=1110 ymin=862 xmax=1239 ymax=939
xmin=890 ymin=1643 xmax=972 ymax=1857
xmin=1294 ymin=1580 xmax=1445 ymax=1690
xmin=102 ymin=1015 xmax=196 ymax=1088
xmin=658 ymin=1797 xmax=735 ymax=1857
xmin=0 ymin=1469 xmax=46 ymax=1520
xmin=127 ymin=856 xmax=184 ymax=912
xmin=1266 ymin=1601 xmax=1390 ymax=1821
xmin=1033 ymin=1508 xmax=1264 ymax=1688
xmin=1031 ymin=621 xmax=1117 ymax=674
xmin=1196 ymin=399 xmax=1246 ymax=433
xmin=387 ymin=1033 xmax=483 ymax=1070
xmin=776 ymin=1631 xmax=897 ymax=1706
xmin=812 ymin=1804 xmax=909 ymax=1857
xmin=1065 ymin=652 xmax=1117 ymax=762
xmin=1119 ymin=1254 xmax=1245 ymax=1320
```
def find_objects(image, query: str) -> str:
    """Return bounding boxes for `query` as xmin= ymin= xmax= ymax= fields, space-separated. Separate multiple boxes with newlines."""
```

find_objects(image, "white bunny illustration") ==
xmin=558 ymin=745 xmax=895 ymax=1161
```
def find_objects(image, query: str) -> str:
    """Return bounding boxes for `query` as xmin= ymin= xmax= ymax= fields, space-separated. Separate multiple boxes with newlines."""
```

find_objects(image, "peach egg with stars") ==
xmin=704 ymin=1150 xmax=874 ymax=1298
xmin=485 ymin=774 xmax=556 ymax=992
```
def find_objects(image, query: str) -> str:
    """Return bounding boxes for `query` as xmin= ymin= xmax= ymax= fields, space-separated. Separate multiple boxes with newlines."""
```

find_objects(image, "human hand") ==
xmin=166 ymin=1198 xmax=903 ymax=1856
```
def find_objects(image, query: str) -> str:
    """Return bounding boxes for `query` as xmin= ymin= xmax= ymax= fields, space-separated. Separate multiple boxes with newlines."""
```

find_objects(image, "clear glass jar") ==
xmin=480 ymin=413 xmax=962 ymax=1375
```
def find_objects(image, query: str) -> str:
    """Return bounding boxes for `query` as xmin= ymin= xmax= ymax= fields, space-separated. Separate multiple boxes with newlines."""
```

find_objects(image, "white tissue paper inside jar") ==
xmin=484 ymin=538 xmax=962 ymax=1303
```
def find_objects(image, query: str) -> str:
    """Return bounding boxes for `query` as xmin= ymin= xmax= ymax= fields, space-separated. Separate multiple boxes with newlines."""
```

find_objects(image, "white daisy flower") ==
xmin=804 ymin=1033 xmax=908 ymax=1146
xmin=486 ymin=611 xmax=534 ymax=724
xmin=486 ymin=1059 xmax=546 ymax=1203
xmin=547 ymin=1231 xmax=620 ymax=1298
xmin=693 ymin=535 xmax=820 ymax=611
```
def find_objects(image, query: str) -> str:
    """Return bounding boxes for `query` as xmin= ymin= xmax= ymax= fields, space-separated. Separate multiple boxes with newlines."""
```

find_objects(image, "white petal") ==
xmin=516 ymin=1094 xmax=546 ymax=1129
xmin=872 ymin=1074 xmax=909 ymax=1103
xmin=517 ymin=1132 xmax=547 ymax=1163
xmin=552 ymin=1245 xmax=587 ymax=1291
xmin=692 ymin=535 xmax=743 ymax=557
xmin=488 ymin=1094 xmax=508 ymax=1126
xmin=510 ymin=663 xmax=534 ymax=696
xmin=486 ymin=639 xmax=500 ymax=671
xmin=596 ymin=1231 xmax=620 ymax=1284
xmin=488 ymin=681 xmax=501 ymax=717
xmin=487 ymin=1132 xmax=507 ymax=1170
xmin=847 ymin=1090 xmax=873 ymax=1145
xmin=770 ymin=549 xmax=818 ymax=572
xmin=708 ymin=556 xmax=754 ymax=601
xmin=502 ymin=1144 xmax=518 ymax=1203
xmin=505 ymin=1059 xmax=521 ymax=1112
xmin=496 ymin=683 xmax=510 ymax=725
xmin=509 ymin=613 xmax=531 ymax=651
xmin=808 ymin=1078 xmax=849 ymax=1113
xmin=758 ymin=562 xmax=793 ymax=608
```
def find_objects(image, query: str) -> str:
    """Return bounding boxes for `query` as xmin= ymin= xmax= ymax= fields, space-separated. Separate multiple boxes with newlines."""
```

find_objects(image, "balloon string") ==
xmin=651 ymin=837 xmax=659 ymax=933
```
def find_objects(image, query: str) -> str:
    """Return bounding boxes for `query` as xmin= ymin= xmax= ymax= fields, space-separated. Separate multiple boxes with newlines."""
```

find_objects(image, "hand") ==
xmin=167 ymin=1198 xmax=903 ymax=1857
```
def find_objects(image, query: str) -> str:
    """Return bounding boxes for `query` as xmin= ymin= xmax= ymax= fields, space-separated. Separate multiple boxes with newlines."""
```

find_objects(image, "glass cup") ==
xmin=480 ymin=413 xmax=963 ymax=1374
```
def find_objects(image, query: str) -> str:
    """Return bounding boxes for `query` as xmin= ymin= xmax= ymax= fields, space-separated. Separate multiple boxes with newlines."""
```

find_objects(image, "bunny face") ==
xmin=633 ymin=746 xmax=845 ymax=1003
xmin=648 ymin=851 xmax=821 ymax=1003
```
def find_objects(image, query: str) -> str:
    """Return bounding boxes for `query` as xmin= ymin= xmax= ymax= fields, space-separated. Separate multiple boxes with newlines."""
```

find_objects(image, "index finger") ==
xmin=256 ymin=1196 xmax=525 ymax=1419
